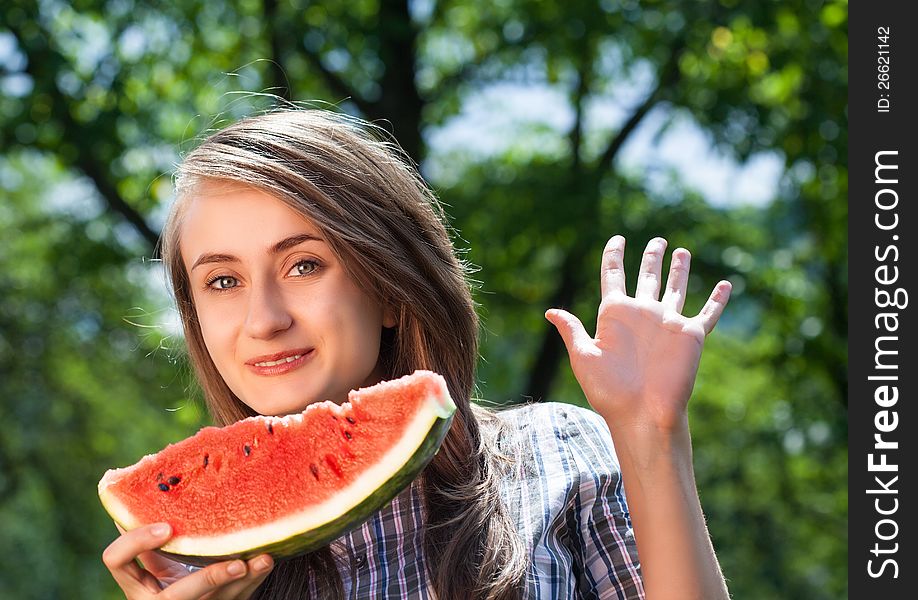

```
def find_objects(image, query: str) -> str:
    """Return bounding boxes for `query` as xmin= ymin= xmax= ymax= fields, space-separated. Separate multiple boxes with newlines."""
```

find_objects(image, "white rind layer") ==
xmin=99 ymin=378 xmax=454 ymax=556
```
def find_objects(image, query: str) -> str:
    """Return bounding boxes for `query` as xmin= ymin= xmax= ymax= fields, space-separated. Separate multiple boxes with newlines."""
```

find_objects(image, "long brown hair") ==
xmin=160 ymin=109 xmax=527 ymax=599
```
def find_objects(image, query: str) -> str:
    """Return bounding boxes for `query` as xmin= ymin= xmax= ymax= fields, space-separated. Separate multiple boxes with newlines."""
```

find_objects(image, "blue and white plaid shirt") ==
xmin=326 ymin=401 xmax=645 ymax=599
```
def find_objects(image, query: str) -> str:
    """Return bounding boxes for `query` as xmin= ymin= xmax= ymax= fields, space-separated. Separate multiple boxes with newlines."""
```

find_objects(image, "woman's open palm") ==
xmin=546 ymin=236 xmax=731 ymax=432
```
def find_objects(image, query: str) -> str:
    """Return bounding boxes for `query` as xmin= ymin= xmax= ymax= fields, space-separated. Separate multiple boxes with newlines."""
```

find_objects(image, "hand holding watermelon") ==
xmin=102 ymin=522 xmax=274 ymax=599
xmin=545 ymin=235 xmax=731 ymax=434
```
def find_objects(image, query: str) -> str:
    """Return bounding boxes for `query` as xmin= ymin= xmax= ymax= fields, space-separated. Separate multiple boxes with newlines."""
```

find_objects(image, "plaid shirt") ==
xmin=326 ymin=402 xmax=645 ymax=599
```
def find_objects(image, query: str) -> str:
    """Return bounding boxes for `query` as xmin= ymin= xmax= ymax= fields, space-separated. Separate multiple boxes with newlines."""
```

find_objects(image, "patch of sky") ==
xmin=0 ymin=31 xmax=27 ymax=71
xmin=118 ymin=25 xmax=147 ymax=62
xmin=44 ymin=3 xmax=113 ymax=79
xmin=424 ymin=83 xmax=574 ymax=166
xmin=45 ymin=177 xmax=105 ymax=222
xmin=409 ymin=0 xmax=436 ymax=25
xmin=425 ymin=74 xmax=784 ymax=207
xmin=1 ymin=73 xmax=33 ymax=97
xmin=0 ymin=31 xmax=32 ymax=97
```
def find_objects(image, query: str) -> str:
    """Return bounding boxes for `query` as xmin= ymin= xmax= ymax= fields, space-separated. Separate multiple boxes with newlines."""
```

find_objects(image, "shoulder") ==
xmin=495 ymin=401 xmax=620 ymax=477
xmin=499 ymin=400 xmax=614 ymax=444
xmin=549 ymin=402 xmax=621 ymax=479
xmin=495 ymin=400 xmax=606 ymax=431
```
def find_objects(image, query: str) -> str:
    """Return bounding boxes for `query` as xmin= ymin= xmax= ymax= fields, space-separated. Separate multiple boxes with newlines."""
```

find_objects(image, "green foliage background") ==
xmin=1 ymin=0 xmax=847 ymax=598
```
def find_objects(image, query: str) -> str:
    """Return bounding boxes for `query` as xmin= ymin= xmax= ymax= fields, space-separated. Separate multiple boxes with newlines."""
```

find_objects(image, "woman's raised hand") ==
xmin=103 ymin=522 xmax=274 ymax=599
xmin=545 ymin=236 xmax=731 ymax=434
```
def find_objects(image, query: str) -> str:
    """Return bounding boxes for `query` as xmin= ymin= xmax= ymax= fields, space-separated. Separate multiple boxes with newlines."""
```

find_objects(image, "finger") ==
xmin=160 ymin=560 xmax=249 ymax=598
xmin=116 ymin=522 xmax=192 ymax=584
xmin=102 ymin=522 xmax=172 ymax=595
xmin=635 ymin=237 xmax=667 ymax=301
xmin=661 ymin=248 xmax=691 ymax=313
xmin=112 ymin=562 xmax=163 ymax=596
xmin=109 ymin=559 xmax=161 ymax=596
xmin=600 ymin=235 xmax=627 ymax=299
xmin=103 ymin=522 xmax=171 ymax=571
xmin=244 ymin=554 xmax=275 ymax=589
xmin=545 ymin=308 xmax=594 ymax=356
xmin=207 ymin=555 xmax=275 ymax=600
xmin=138 ymin=550 xmax=190 ymax=583
xmin=138 ymin=569 xmax=166 ymax=594
xmin=694 ymin=280 xmax=732 ymax=334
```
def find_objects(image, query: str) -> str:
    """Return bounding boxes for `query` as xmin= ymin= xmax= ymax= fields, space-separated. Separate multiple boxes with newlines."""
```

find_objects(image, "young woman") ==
xmin=102 ymin=109 xmax=732 ymax=600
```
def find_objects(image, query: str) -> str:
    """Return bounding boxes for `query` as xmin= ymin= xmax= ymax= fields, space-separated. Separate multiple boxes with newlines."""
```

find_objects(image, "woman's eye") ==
xmin=288 ymin=259 xmax=319 ymax=277
xmin=207 ymin=276 xmax=239 ymax=290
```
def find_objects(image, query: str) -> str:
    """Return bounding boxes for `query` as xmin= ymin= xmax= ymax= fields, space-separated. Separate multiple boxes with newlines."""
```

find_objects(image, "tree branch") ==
xmin=524 ymin=41 xmax=596 ymax=401
xmin=524 ymin=36 xmax=686 ymax=403
xmin=375 ymin=0 xmax=424 ymax=161
xmin=263 ymin=0 xmax=291 ymax=100
xmin=524 ymin=247 xmax=587 ymax=401
xmin=7 ymin=16 xmax=162 ymax=253
xmin=595 ymin=37 xmax=685 ymax=175
xmin=299 ymin=45 xmax=377 ymax=118
xmin=69 ymin=137 xmax=163 ymax=250
xmin=425 ymin=31 xmax=538 ymax=105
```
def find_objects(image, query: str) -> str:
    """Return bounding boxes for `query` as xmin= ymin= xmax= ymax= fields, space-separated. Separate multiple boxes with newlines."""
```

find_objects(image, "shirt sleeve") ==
xmin=554 ymin=404 xmax=645 ymax=600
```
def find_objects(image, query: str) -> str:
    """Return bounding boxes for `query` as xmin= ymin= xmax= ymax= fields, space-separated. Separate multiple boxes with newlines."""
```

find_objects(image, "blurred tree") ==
xmin=0 ymin=154 xmax=206 ymax=598
xmin=1 ymin=0 xmax=846 ymax=598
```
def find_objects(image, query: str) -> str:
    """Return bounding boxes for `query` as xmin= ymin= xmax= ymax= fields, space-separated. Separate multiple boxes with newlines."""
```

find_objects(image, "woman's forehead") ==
xmin=179 ymin=183 xmax=325 ymax=263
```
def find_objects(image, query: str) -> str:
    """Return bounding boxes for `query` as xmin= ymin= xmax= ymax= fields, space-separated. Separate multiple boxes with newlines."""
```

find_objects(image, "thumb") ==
xmin=545 ymin=308 xmax=593 ymax=355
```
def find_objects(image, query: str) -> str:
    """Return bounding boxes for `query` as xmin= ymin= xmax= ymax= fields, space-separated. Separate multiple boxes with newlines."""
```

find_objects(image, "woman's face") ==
xmin=179 ymin=181 xmax=395 ymax=415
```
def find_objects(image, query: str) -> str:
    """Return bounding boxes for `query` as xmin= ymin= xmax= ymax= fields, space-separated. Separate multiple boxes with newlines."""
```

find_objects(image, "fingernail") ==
xmin=151 ymin=523 xmax=170 ymax=537
xmin=256 ymin=557 xmax=273 ymax=572
xmin=227 ymin=561 xmax=245 ymax=576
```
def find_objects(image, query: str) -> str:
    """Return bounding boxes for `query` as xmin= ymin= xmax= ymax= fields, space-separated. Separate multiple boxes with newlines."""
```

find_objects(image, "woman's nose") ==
xmin=243 ymin=280 xmax=293 ymax=339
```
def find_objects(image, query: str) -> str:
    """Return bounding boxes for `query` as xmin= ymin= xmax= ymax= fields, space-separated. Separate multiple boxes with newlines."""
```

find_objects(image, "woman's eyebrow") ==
xmin=190 ymin=234 xmax=323 ymax=271
xmin=191 ymin=253 xmax=237 ymax=271
xmin=269 ymin=233 xmax=324 ymax=254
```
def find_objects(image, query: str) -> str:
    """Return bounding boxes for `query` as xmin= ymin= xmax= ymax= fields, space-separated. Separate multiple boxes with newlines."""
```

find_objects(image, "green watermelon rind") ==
xmin=151 ymin=409 xmax=453 ymax=567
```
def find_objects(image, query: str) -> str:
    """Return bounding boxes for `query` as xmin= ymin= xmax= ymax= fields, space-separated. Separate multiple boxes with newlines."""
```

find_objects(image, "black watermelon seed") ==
xmin=244 ymin=444 xmax=251 ymax=456
xmin=168 ymin=476 xmax=180 ymax=486
xmin=346 ymin=416 xmax=356 ymax=425
xmin=267 ymin=423 xmax=274 ymax=434
xmin=158 ymin=483 xmax=169 ymax=492
xmin=156 ymin=472 xmax=163 ymax=481
xmin=203 ymin=454 xmax=209 ymax=467
xmin=310 ymin=464 xmax=319 ymax=479
xmin=344 ymin=431 xmax=353 ymax=440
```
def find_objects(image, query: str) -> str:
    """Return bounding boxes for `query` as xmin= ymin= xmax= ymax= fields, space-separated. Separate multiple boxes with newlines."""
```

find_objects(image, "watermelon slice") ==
xmin=98 ymin=370 xmax=455 ymax=566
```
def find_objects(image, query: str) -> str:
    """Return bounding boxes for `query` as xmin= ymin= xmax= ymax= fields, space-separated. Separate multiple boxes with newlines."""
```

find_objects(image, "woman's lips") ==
xmin=246 ymin=349 xmax=314 ymax=376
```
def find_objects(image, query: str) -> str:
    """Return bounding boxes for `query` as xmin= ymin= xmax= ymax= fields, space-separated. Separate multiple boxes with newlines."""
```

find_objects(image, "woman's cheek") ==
xmin=198 ymin=303 xmax=238 ymax=360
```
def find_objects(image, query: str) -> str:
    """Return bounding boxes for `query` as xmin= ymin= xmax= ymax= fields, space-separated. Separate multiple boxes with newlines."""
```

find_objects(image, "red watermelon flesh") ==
xmin=98 ymin=370 xmax=455 ymax=565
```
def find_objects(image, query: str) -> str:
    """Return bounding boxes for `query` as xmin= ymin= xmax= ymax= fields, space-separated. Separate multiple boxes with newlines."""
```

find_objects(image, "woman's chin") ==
xmin=240 ymin=394 xmax=312 ymax=417
xmin=237 ymin=376 xmax=359 ymax=415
